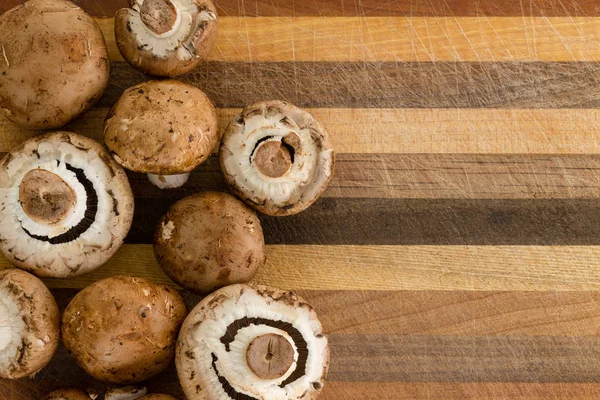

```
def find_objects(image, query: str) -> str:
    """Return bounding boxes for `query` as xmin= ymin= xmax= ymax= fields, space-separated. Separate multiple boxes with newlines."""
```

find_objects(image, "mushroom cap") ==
xmin=115 ymin=0 xmax=219 ymax=77
xmin=154 ymin=192 xmax=265 ymax=295
xmin=0 ymin=269 xmax=59 ymax=379
xmin=104 ymin=80 xmax=219 ymax=175
xmin=220 ymin=100 xmax=335 ymax=216
xmin=139 ymin=395 xmax=179 ymax=400
xmin=176 ymin=284 xmax=329 ymax=400
xmin=41 ymin=388 xmax=91 ymax=400
xmin=0 ymin=0 xmax=109 ymax=129
xmin=0 ymin=132 xmax=134 ymax=278
xmin=61 ymin=276 xmax=187 ymax=384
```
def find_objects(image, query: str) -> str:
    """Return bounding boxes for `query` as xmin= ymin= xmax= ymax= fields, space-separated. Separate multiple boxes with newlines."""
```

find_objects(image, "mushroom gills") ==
xmin=0 ymin=286 xmax=26 ymax=373
xmin=147 ymin=172 xmax=190 ymax=189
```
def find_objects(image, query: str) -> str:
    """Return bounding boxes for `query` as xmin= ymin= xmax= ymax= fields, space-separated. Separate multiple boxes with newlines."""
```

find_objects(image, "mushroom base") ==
xmin=0 ymin=287 xmax=26 ymax=375
xmin=147 ymin=173 xmax=190 ymax=189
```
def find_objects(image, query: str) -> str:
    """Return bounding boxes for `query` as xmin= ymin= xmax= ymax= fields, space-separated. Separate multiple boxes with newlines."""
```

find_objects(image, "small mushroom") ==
xmin=61 ymin=276 xmax=187 ymax=384
xmin=115 ymin=0 xmax=219 ymax=77
xmin=176 ymin=284 xmax=329 ymax=400
xmin=154 ymin=192 xmax=265 ymax=294
xmin=0 ymin=132 xmax=134 ymax=278
xmin=42 ymin=388 xmax=92 ymax=400
xmin=104 ymin=80 xmax=219 ymax=189
xmin=0 ymin=0 xmax=110 ymax=129
xmin=105 ymin=386 xmax=148 ymax=400
xmin=220 ymin=100 xmax=335 ymax=216
xmin=0 ymin=269 xmax=59 ymax=379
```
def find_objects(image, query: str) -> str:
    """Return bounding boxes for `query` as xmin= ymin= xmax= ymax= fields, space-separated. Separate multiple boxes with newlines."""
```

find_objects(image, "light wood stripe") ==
xmin=3 ymin=108 xmax=600 ymax=154
xmin=96 ymin=17 xmax=600 ymax=62
xmin=1 ymin=245 xmax=597 ymax=291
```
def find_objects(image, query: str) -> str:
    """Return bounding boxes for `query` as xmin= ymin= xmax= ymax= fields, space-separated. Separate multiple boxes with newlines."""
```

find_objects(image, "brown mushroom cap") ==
xmin=104 ymin=80 xmax=219 ymax=175
xmin=61 ymin=276 xmax=187 ymax=384
xmin=220 ymin=100 xmax=335 ymax=216
xmin=139 ymin=395 xmax=179 ymax=400
xmin=154 ymin=192 xmax=265 ymax=294
xmin=41 ymin=388 xmax=91 ymax=400
xmin=0 ymin=269 xmax=59 ymax=379
xmin=115 ymin=0 xmax=219 ymax=77
xmin=0 ymin=0 xmax=109 ymax=129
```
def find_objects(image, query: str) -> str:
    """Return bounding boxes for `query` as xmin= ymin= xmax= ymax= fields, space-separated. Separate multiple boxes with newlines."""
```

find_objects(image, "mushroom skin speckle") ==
xmin=0 ymin=0 xmax=109 ymax=129
xmin=0 ymin=269 xmax=59 ymax=379
xmin=115 ymin=0 xmax=219 ymax=77
xmin=154 ymin=192 xmax=266 ymax=295
xmin=0 ymin=132 xmax=134 ymax=278
xmin=220 ymin=100 xmax=335 ymax=216
xmin=176 ymin=284 xmax=329 ymax=400
xmin=41 ymin=388 xmax=91 ymax=400
xmin=61 ymin=276 xmax=187 ymax=384
xmin=104 ymin=80 xmax=219 ymax=189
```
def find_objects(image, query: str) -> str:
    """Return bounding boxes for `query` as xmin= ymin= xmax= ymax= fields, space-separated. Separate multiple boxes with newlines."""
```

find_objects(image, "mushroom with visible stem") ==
xmin=42 ymin=388 xmax=92 ymax=400
xmin=104 ymin=80 xmax=219 ymax=189
xmin=154 ymin=192 xmax=266 ymax=294
xmin=220 ymin=100 xmax=335 ymax=216
xmin=0 ymin=132 xmax=134 ymax=278
xmin=61 ymin=276 xmax=187 ymax=384
xmin=115 ymin=0 xmax=219 ymax=77
xmin=0 ymin=269 xmax=59 ymax=379
xmin=0 ymin=0 xmax=110 ymax=129
xmin=176 ymin=284 xmax=329 ymax=400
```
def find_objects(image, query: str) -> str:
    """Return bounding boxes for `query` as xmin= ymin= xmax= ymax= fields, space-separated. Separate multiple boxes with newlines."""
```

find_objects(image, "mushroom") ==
xmin=154 ymin=192 xmax=265 ymax=294
xmin=42 ymin=388 xmax=92 ymax=400
xmin=61 ymin=276 xmax=187 ymax=384
xmin=0 ymin=0 xmax=110 ymax=129
xmin=176 ymin=284 xmax=329 ymax=400
xmin=0 ymin=132 xmax=134 ymax=278
xmin=104 ymin=80 xmax=219 ymax=189
xmin=0 ymin=269 xmax=59 ymax=379
xmin=139 ymin=396 xmax=179 ymax=400
xmin=105 ymin=386 xmax=148 ymax=400
xmin=115 ymin=0 xmax=219 ymax=77
xmin=220 ymin=101 xmax=335 ymax=216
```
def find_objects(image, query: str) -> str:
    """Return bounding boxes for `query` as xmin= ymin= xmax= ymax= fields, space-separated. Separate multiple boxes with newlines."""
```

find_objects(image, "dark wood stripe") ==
xmin=102 ymin=61 xmax=600 ymax=109
xmin=3 ymin=0 xmax=600 ymax=17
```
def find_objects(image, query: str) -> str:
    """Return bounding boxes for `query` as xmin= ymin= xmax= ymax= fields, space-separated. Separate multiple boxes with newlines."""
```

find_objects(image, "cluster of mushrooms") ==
xmin=0 ymin=0 xmax=334 ymax=399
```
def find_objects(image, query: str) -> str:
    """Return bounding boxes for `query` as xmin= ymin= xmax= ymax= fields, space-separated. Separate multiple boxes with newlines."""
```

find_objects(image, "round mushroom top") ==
xmin=0 ymin=269 xmax=59 ymax=379
xmin=0 ymin=0 xmax=109 ymax=129
xmin=105 ymin=80 xmax=219 ymax=175
xmin=220 ymin=101 xmax=334 ymax=216
xmin=41 ymin=388 xmax=91 ymax=400
xmin=115 ymin=0 xmax=219 ymax=77
xmin=0 ymin=132 xmax=134 ymax=278
xmin=62 ymin=276 xmax=187 ymax=384
xmin=154 ymin=192 xmax=265 ymax=295
xmin=176 ymin=284 xmax=329 ymax=400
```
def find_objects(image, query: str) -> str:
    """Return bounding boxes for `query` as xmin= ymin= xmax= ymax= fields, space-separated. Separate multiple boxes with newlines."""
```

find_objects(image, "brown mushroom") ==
xmin=176 ymin=284 xmax=329 ymax=400
xmin=104 ymin=80 xmax=219 ymax=189
xmin=0 ymin=269 xmax=59 ymax=379
xmin=154 ymin=192 xmax=265 ymax=294
xmin=41 ymin=388 xmax=91 ymax=400
xmin=0 ymin=0 xmax=109 ymax=129
xmin=115 ymin=0 xmax=219 ymax=77
xmin=139 ymin=395 xmax=179 ymax=400
xmin=220 ymin=100 xmax=335 ymax=216
xmin=61 ymin=276 xmax=187 ymax=384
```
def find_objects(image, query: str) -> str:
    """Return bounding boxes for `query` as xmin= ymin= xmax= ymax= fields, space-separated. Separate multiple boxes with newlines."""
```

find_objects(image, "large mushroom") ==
xmin=220 ymin=101 xmax=335 ymax=216
xmin=0 ymin=0 xmax=109 ymax=129
xmin=61 ymin=276 xmax=187 ymax=384
xmin=41 ymin=388 xmax=91 ymax=400
xmin=0 ymin=269 xmax=59 ymax=379
xmin=176 ymin=284 xmax=329 ymax=400
xmin=154 ymin=192 xmax=265 ymax=294
xmin=104 ymin=80 xmax=219 ymax=189
xmin=0 ymin=132 xmax=134 ymax=278
xmin=115 ymin=0 xmax=219 ymax=77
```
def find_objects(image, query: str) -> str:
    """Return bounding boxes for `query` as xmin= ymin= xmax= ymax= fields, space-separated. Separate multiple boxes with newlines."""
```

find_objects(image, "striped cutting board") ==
xmin=2 ymin=0 xmax=600 ymax=399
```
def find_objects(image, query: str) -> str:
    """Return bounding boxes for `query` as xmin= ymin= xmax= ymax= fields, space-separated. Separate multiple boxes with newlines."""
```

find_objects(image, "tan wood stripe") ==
xmin=3 ymin=108 xmax=600 ymax=154
xmin=1 ymin=245 xmax=597 ymax=291
xmin=96 ymin=17 xmax=600 ymax=62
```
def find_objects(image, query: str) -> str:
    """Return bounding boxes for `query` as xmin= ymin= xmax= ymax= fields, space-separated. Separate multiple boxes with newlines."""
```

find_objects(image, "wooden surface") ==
xmin=2 ymin=0 xmax=600 ymax=399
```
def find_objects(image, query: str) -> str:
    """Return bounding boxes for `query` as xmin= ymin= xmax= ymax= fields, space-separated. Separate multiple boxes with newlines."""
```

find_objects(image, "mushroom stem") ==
xmin=139 ymin=0 xmax=178 ymax=35
xmin=147 ymin=172 xmax=190 ymax=189
xmin=246 ymin=333 xmax=295 ymax=380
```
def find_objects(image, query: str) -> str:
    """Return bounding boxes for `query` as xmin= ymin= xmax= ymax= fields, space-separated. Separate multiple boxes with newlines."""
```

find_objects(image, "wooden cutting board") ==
xmin=2 ymin=0 xmax=600 ymax=399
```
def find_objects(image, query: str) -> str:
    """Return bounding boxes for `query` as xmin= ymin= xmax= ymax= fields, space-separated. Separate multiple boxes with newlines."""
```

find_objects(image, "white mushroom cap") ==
xmin=0 ymin=132 xmax=134 ymax=278
xmin=115 ymin=0 xmax=219 ymax=77
xmin=176 ymin=284 xmax=329 ymax=400
xmin=0 ymin=268 xmax=59 ymax=379
xmin=220 ymin=101 xmax=335 ymax=216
